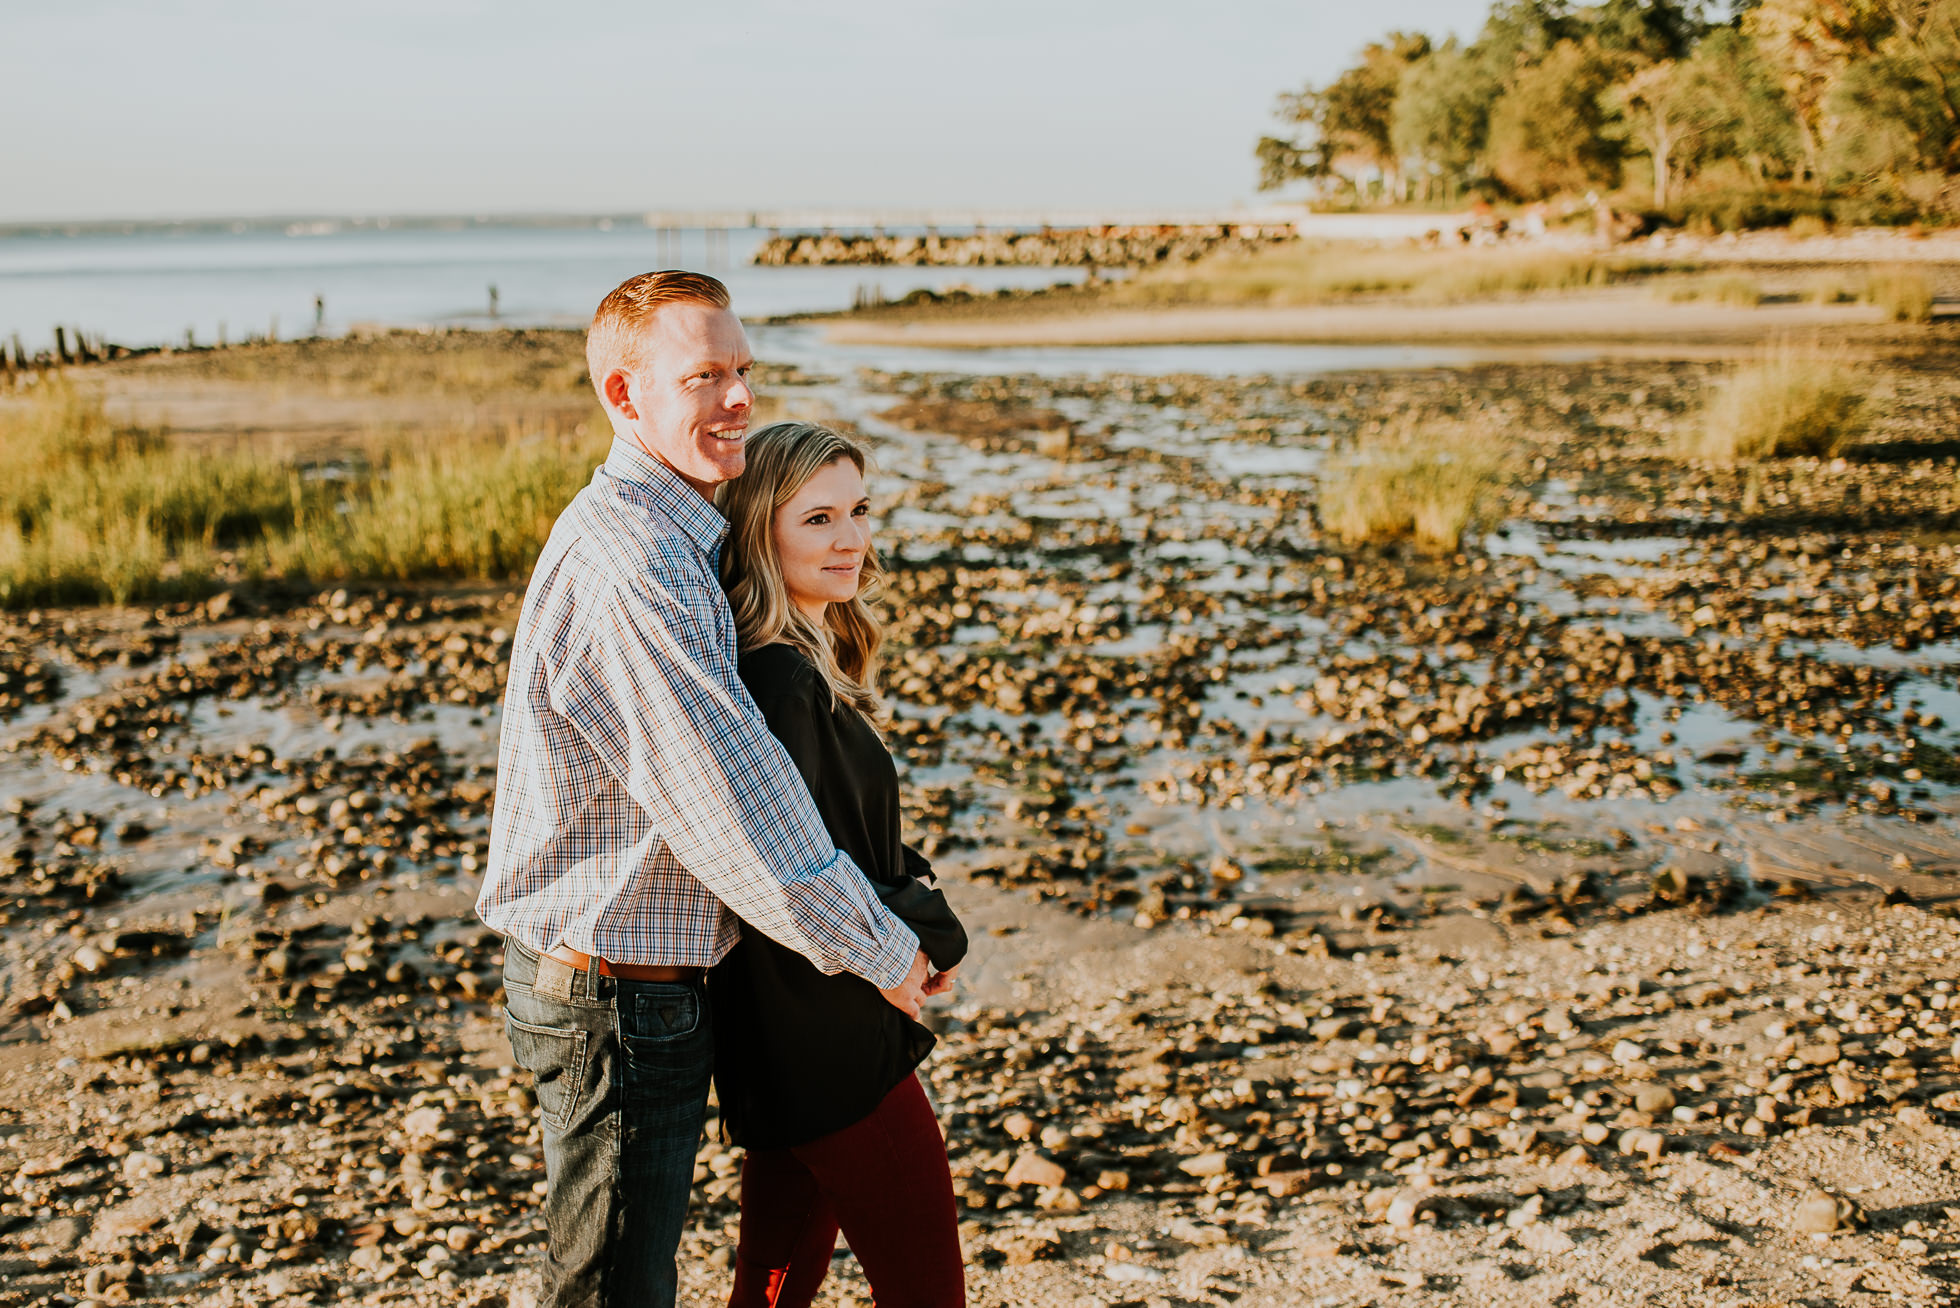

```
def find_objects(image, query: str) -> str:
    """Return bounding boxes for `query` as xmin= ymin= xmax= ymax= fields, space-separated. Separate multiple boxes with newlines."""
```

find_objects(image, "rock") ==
xmin=121 ymin=1151 xmax=168 ymax=1182
xmin=1035 ymin=1185 xmax=1081 ymax=1212
xmin=1104 ymin=1261 xmax=1165 ymax=1283
xmin=1095 ymin=1169 xmax=1131 ymax=1191
xmin=996 ymin=1231 xmax=1060 ymax=1265
xmin=1000 ymin=1112 xmax=1036 ymax=1141
xmin=401 ymin=1106 xmax=445 ymax=1139
xmin=1385 ymin=1190 xmax=1434 ymax=1229
xmin=73 ymin=944 xmax=108 ymax=973
xmin=1003 ymin=1151 xmax=1067 ymax=1190
xmin=1178 ymin=1151 xmax=1230 ymax=1178
xmin=1311 ymin=1017 xmax=1360 ymax=1041
xmin=1793 ymin=1189 xmax=1862 ymax=1234
xmin=39 ymin=1215 xmax=90 ymax=1250
xmin=1518 ymin=1223 xmax=1576 ymax=1255
xmin=1612 ymin=1039 xmax=1647 ymax=1065
xmin=1617 ymin=1129 xmax=1665 ymax=1164
xmin=1633 ymin=1085 xmax=1677 ymax=1115
xmin=1169 ymin=1217 xmax=1230 ymax=1246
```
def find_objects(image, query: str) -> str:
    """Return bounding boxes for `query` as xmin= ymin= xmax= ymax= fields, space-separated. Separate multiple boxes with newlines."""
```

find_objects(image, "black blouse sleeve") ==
xmin=746 ymin=646 xmax=967 ymax=972
xmin=894 ymin=843 xmax=966 ymax=971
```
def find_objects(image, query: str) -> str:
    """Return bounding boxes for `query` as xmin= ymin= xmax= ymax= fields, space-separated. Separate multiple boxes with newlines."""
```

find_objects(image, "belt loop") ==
xmin=585 ymin=951 xmax=601 ymax=1001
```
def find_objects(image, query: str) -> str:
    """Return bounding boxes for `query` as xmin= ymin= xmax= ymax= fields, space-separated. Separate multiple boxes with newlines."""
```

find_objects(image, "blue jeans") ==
xmin=502 ymin=939 xmax=714 ymax=1308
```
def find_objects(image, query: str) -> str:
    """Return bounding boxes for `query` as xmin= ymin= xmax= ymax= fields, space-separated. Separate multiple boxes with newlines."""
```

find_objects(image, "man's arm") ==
xmin=553 ymin=580 xmax=918 ymax=989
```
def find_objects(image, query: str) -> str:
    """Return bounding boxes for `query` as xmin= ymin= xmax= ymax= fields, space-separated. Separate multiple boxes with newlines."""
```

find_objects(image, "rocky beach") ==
xmin=3 ymin=319 xmax=1960 ymax=1308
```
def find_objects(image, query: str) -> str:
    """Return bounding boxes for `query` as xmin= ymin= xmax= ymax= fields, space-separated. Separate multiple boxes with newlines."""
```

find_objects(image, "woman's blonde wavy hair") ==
xmin=716 ymin=422 xmax=884 ymax=718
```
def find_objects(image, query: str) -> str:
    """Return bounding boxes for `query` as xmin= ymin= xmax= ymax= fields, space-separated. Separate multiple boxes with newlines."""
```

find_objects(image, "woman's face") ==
xmin=771 ymin=456 xmax=870 ymax=622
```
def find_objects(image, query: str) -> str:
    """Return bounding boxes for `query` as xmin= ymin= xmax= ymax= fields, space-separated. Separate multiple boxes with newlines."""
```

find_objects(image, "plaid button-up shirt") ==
xmin=476 ymin=438 xmax=919 ymax=989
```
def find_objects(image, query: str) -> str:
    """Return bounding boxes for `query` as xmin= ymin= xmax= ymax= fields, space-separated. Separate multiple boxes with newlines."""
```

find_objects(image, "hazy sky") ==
xmin=2 ymin=1 xmax=1493 ymax=222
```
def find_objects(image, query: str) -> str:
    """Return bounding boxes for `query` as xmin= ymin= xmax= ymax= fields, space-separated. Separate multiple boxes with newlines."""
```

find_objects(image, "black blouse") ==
xmin=710 ymin=642 xmax=968 ymax=1150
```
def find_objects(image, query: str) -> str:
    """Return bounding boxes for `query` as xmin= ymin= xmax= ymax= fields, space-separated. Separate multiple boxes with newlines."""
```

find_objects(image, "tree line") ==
xmin=1257 ymin=0 xmax=1960 ymax=227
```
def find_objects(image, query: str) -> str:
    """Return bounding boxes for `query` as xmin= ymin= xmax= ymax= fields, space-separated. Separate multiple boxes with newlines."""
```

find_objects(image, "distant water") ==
xmin=0 ymin=223 xmax=1090 ymax=354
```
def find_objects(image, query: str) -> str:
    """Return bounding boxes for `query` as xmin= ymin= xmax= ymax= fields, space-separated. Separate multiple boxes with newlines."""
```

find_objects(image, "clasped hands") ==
xmin=879 ymin=948 xmax=959 ymax=1019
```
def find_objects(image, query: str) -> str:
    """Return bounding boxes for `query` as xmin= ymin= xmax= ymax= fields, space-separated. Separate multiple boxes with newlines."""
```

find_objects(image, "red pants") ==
xmin=727 ymin=1074 xmax=964 ymax=1308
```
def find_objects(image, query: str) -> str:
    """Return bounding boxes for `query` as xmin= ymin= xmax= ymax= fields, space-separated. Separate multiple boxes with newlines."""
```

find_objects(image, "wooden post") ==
xmin=52 ymin=325 xmax=69 ymax=365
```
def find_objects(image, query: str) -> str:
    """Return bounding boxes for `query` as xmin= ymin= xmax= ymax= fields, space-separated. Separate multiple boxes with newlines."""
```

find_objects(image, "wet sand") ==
xmin=5 ymin=336 xmax=1960 ymax=1307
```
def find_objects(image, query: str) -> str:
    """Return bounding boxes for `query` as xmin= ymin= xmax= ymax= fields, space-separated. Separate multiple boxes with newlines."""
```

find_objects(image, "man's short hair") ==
xmin=586 ymin=270 xmax=731 ymax=403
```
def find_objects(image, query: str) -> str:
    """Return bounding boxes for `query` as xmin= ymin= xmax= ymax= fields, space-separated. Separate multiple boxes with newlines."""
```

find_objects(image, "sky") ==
xmin=0 ymin=0 xmax=1494 ymax=223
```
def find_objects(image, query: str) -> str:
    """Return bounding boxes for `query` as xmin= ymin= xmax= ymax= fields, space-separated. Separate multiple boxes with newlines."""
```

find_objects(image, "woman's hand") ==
xmin=879 ymin=948 xmax=930 ymax=1018
xmin=923 ymin=962 xmax=960 ymax=997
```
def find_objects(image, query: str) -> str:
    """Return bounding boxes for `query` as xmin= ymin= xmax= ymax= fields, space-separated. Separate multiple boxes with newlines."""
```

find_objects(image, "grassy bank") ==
xmin=0 ymin=379 xmax=602 ymax=608
xmin=1106 ymin=243 xmax=1679 ymax=308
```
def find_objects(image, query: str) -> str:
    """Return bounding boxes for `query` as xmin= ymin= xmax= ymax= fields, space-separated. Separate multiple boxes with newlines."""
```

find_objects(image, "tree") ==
xmin=1486 ymin=40 xmax=1624 ymax=197
xmin=1255 ymin=33 xmax=1431 ymax=200
xmin=1743 ymin=0 xmax=1893 ymax=178
xmin=1825 ymin=0 xmax=1960 ymax=179
xmin=1685 ymin=26 xmax=1803 ymax=182
xmin=1614 ymin=61 xmax=1699 ymax=205
xmin=1392 ymin=42 xmax=1504 ymax=197
xmin=1592 ymin=0 xmax=1713 ymax=59
xmin=1474 ymin=0 xmax=1586 ymax=74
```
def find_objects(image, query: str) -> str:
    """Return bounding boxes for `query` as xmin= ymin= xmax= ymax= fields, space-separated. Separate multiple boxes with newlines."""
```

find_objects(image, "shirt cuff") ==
xmin=854 ymin=913 xmax=922 ymax=991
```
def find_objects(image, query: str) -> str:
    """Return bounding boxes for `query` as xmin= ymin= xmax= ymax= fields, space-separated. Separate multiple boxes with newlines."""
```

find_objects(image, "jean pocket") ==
xmin=622 ymin=987 xmax=703 ymax=1043
xmin=504 ymin=1011 xmax=592 ymax=1133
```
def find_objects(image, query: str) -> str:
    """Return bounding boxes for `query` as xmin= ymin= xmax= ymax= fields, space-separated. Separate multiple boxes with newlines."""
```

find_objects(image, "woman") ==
xmin=712 ymin=421 xmax=969 ymax=1308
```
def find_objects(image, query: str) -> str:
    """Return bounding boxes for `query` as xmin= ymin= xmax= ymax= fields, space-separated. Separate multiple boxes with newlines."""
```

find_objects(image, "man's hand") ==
xmin=879 ymin=948 xmax=930 ymax=1019
xmin=923 ymin=962 xmax=960 ymax=997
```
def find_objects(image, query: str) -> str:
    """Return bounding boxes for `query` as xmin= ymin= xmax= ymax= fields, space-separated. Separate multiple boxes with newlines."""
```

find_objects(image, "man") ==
xmin=477 ymin=270 xmax=932 ymax=1308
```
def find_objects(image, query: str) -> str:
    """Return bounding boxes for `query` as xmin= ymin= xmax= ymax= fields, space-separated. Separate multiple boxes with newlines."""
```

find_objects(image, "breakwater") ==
xmin=752 ymin=223 xmax=1296 ymax=269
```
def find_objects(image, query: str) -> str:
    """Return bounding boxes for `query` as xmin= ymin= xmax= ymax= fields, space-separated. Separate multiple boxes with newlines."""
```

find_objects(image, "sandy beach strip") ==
xmin=825 ymin=292 xmax=1902 ymax=351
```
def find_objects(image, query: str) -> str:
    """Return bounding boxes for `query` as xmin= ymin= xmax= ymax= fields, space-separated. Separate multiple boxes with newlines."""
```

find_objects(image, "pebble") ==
xmin=1794 ymin=1188 xmax=1862 ymax=1234
xmin=1002 ymin=1151 xmax=1067 ymax=1190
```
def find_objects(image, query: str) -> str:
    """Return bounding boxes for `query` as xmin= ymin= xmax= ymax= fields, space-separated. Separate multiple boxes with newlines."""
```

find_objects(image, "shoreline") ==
xmin=825 ymin=292 xmax=1944 ymax=351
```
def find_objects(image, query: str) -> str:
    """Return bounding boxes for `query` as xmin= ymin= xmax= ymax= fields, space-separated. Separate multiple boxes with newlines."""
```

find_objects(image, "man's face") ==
xmin=611 ymin=303 xmax=755 ymax=497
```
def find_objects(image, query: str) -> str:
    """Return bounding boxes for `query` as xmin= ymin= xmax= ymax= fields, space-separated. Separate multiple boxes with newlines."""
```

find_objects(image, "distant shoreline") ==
xmin=824 ymin=291 xmax=1946 ymax=352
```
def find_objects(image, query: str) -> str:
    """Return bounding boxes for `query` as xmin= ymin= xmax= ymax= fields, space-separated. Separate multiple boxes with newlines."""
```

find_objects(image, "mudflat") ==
xmin=3 ymin=333 xmax=1960 ymax=1307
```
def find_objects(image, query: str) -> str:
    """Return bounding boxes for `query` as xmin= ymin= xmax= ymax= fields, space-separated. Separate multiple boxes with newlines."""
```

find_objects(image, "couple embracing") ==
xmin=476 ymin=271 xmax=968 ymax=1307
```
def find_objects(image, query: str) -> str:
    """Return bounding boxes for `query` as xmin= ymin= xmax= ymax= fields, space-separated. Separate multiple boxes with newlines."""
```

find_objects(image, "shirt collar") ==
xmin=601 ymin=436 xmax=730 ymax=557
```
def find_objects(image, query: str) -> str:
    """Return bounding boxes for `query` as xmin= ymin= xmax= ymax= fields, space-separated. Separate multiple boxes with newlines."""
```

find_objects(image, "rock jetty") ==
xmin=751 ymin=224 xmax=1296 ymax=269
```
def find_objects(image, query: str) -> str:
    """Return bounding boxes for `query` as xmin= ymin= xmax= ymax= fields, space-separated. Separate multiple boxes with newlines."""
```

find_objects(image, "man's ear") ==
xmin=602 ymin=368 xmax=637 ymax=420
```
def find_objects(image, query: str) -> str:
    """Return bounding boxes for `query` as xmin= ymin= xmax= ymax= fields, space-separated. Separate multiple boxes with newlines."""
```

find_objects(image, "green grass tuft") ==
xmin=1318 ymin=423 xmax=1505 ymax=554
xmin=1686 ymin=342 xmax=1868 ymax=464
xmin=1864 ymin=266 xmax=1935 ymax=323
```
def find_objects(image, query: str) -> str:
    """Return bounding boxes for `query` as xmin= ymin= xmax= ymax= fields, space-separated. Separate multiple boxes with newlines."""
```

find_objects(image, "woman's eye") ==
xmin=806 ymin=513 xmax=829 ymax=526
xmin=851 ymin=505 xmax=869 ymax=517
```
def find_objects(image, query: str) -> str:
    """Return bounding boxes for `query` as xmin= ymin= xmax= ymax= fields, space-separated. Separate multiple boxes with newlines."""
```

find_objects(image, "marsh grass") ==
xmin=1661 ymin=273 xmax=1762 ymax=306
xmin=1864 ymin=266 xmax=1935 ymax=323
xmin=137 ymin=328 xmax=592 ymax=395
xmin=1318 ymin=423 xmax=1506 ymax=554
xmin=1686 ymin=341 xmax=1868 ymax=464
xmin=270 ymin=431 xmax=602 ymax=581
xmin=1111 ymin=243 xmax=1677 ymax=308
xmin=0 ymin=379 xmax=604 ymax=607
xmin=1803 ymin=273 xmax=1861 ymax=305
